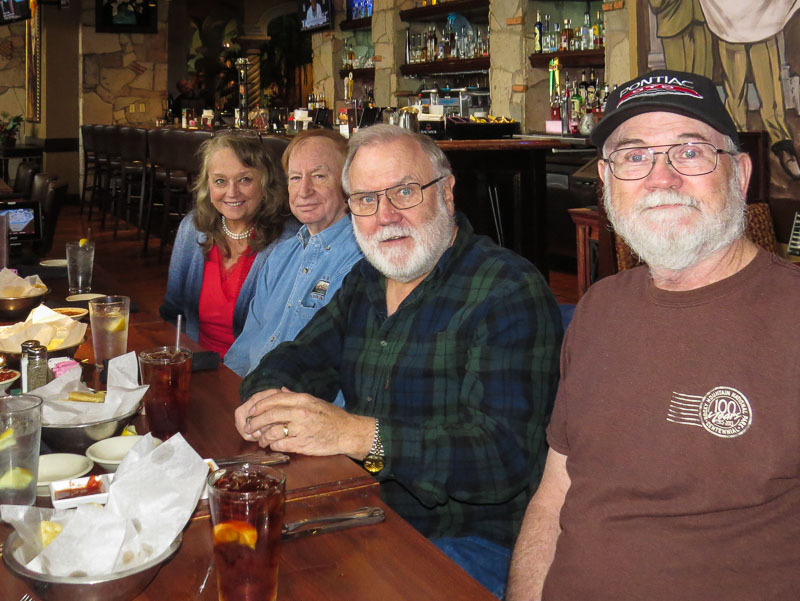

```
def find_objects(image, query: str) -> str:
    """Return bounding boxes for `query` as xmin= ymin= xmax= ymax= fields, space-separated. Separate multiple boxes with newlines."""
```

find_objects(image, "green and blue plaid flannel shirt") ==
xmin=242 ymin=214 xmax=563 ymax=547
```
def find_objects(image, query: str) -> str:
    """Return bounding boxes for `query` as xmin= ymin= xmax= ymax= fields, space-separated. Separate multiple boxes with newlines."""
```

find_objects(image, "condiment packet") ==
xmin=0 ymin=305 xmax=86 ymax=354
xmin=36 ymin=351 xmax=148 ymax=425
xmin=0 ymin=434 xmax=208 ymax=577
xmin=0 ymin=268 xmax=46 ymax=298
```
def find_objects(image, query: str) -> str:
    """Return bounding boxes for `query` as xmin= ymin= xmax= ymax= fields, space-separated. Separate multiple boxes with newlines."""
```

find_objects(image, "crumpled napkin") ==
xmin=0 ymin=434 xmax=208 ymax=577
xmin=37 ymin=352 xmax=148 ymax=425
xmin=0 ymin=304 xmax=86 ymax=353
xmin=0 ymin=268 xmax=46 ymax=298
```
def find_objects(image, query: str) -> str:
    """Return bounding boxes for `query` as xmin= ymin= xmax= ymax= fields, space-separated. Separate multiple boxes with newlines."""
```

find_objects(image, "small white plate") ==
xmin=50 ymin=473 xmax=111 ymax=509
xmin=39 ymin=259 xmax=68 ymax=268
xmin=86 ymin=435 xmax=161 ymax=472
xmin=51 ymin=307 xmax=89 ymax=320
xmin=37 ymin=453 xmax=94 ymax=496
xmin=0 ymin=368 xmax=20 ymax=393
xmin=65 ymin=293 xmax=105 ymax=302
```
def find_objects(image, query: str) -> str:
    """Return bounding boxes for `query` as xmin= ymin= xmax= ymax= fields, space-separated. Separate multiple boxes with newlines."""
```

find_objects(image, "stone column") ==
xmin=372 ymin=0 xmax=415 ymax=107
xmin=489 ymin=0 xmax=534 ymax=128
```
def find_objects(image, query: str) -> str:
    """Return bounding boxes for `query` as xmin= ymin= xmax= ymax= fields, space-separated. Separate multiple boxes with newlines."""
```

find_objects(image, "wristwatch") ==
xmin=363 ymin=418 xmax=385 ymax=473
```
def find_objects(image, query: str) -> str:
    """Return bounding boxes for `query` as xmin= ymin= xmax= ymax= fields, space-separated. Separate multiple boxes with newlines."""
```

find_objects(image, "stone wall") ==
xmin=490 ymin=0 xmax=531 ymax=125
xmin=0 ymin=21 xmax=31 ymax=141
xmin=80 ymin=0 xmax=170 ymax=126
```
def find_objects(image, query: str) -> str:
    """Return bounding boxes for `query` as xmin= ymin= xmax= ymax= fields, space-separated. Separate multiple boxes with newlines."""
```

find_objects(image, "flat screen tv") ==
xmin=0 ymin=200 xmax=42 ymax=245
xmin=0 ymin=0 xmax=32 ymax=26
xmin=300 ymin=0 xmax=333 ymax=33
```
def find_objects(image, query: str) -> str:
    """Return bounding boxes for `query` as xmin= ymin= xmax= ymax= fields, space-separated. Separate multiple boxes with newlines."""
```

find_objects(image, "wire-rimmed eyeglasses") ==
xmin=347 ymin=175 xmax=447 ymax=216
xmin=602 ymin=142 xmax=734 ymax=181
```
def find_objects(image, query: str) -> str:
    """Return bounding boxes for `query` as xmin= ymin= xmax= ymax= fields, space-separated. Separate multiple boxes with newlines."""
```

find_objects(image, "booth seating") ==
xmin=0 ymin=162 xmax=40 ymax=201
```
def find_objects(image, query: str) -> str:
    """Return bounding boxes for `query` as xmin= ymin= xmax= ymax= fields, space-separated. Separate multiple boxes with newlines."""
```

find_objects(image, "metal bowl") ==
xmin=0 ymin=287 xmax=49 ymax=320
xmin=3 ymin=530 xmax=181 ymax=601
xmin=1 ymin=337 xmax=86 ymax=371
xmin=41 ymin=404 xmax=141 ymax=454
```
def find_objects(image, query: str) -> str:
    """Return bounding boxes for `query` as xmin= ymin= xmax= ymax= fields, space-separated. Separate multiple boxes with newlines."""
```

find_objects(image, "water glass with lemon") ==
xmin=88 ymin=296 xmax=130 ymax=368
xmin=66 ymin=238 xmax=95 ymax=294
xmin=0 ymin=394 xmax=42 ymax=506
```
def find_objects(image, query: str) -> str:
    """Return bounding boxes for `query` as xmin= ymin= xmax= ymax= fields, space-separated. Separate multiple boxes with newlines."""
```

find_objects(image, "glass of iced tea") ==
xmin=208 ymin=464 xmax=286 ymax=601
xmin=138 ymin=346 xmax=192 ymax=440
xmin=0 ymin=395 xmax=42 ymax=506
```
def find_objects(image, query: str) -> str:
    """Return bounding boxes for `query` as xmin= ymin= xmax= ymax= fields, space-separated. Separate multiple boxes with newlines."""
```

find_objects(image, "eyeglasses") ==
xmin=602 ymin=142 xmax=734 ymax=180
xmin=347 ymin=175 xmax=446 ymax=216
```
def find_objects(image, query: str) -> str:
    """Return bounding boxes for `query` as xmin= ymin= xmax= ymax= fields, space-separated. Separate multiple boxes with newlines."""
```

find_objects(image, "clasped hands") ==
xmin=235 ymin=386 xmax=374 ymax=460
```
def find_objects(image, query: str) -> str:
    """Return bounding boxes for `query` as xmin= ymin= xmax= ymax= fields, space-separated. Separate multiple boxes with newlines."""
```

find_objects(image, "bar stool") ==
xmin=114 ymin=126 xmax=148 ymax=238
xmin=88 ymin=124 xmax=108 ymax=221
xmin=158 ymin=129 xmax=212 ymax=260
xmin=142 ymin=128 xmax=184 ymax=254
xmin=100 ymin=125 xmax=123 ymax=229
xmin=79 ymin=124 xmax=97 ymax=215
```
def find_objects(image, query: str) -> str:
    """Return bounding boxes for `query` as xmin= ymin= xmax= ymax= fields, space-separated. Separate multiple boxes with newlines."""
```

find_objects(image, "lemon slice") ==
xmin=79 ymin=238 xmax=88 ymax=247
xmin=105 ymin=316 xmax=127 ymax=333
xmin=213 ymin=521 xmax=258 ymax=550
xmin=39 ymin=520 xmax=63 ymax=547
xmin=0 ymin=466 xmax=33 ymax=489
xmin=0 ymin=427 xmax=16 ymax=451
xmin=122 ymin=425 xmax=137 ymax=436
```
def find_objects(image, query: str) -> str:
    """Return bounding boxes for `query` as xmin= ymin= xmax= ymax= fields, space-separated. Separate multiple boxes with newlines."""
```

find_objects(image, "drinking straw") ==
xmin=175 ymin=314 xmax=182 ymax=351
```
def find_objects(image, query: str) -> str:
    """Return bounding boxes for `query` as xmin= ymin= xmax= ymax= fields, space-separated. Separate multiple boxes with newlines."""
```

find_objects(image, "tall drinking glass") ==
xmin=138 ymin=346 xmax=192 ymax=439
xmin=208 ymin=464 xmax=286 ymax=601
xmin=0 ymin=395 xmax=42 ymax=506
xmin=88 ymin=296 xmax=130 ymax=367
xmin=66 ymin=241 xmax=95 ymax=294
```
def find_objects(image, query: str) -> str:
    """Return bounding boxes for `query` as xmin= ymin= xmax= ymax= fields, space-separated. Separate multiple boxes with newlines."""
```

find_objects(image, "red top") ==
xmin=198 ymin=244 xmax=256 ymax=356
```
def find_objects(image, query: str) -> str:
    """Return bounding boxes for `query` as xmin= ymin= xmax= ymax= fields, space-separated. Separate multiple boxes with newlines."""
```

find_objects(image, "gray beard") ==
xmin=604 ymin=167 xmax=746 ymax=273
xmin=353 ymin=198 xmax=456 ymax=283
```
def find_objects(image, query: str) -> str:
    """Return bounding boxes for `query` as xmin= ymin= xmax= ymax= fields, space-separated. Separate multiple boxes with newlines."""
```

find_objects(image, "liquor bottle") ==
xmin=572 ymin=20 xmax=582 ymax=51
xmin=551 ymin=87 xmax=561 ymax=120
xmin=542 ymin=14 xmax=551 ymax=53
xmin=443 ymin=21 xmax=452 ymax=58
xmin=561 ymin=19 xmax=570 ymax=51
xmin=551 ymin=22 xmax=560 ymax=53
xmin=405 ymin=29 xmax=411 ymax=65
xmin=587 ymin=67 xmax=597 ymax=102
xmin=582 ymin=12 xmax=592 ymax=50
xmin=593 ymin=10 xmax=604 ymax=48
xmin=534 ymin=10 xmax=543 ymax=53
xmin=560 ymin=74 xmax=571 ymax=135
xmin=307 ymin=93 xmax=314 ymax=111
xmin=438 ymin=27 xmax=445 ymax=60
xmin=578 ymin=70 xmax=589 ymax=102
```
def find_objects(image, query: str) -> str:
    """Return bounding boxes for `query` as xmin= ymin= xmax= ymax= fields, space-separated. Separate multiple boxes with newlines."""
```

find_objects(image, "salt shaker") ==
xmin=20 ymin=339 xmax=40 ymax=393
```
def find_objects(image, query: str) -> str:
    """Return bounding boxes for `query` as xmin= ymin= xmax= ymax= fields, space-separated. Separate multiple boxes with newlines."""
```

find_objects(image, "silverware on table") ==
xmin=282 ymin=506 xmax=386 ymax=540
xmin=213 ymin=452 xmax=290 ymax=467
xmin=18 ymin=594 xmax=34 ymax=601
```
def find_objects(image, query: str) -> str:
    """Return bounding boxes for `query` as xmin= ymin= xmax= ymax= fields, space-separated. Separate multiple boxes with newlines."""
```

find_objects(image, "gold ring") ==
xmin=245 ymin=416 xmax=253 ymax=424
xmin=283 ymin=424 xmax=289 ymax=438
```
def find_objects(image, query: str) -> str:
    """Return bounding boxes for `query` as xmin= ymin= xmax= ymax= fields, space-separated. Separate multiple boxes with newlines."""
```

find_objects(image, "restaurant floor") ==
xmin=45 ymin=203 xmax=580 ymax=315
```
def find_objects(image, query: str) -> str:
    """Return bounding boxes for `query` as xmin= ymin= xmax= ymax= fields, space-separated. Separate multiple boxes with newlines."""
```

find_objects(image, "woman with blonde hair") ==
xmin=161 ymin=134 xmax=298 ymax=356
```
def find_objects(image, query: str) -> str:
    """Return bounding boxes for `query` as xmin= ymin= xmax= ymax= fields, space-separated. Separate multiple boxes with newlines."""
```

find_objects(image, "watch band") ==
xmin=363 ymin=418 xmax=385 ymax=473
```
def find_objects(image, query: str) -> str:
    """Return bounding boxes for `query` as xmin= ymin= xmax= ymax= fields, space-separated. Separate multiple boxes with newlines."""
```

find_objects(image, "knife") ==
xmin=282 ymin=506 xmax=386 ymax=541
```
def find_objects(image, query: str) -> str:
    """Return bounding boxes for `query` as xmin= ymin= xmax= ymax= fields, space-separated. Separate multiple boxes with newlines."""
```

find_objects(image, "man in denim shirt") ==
xmin=224 ymin=130 xmax=363 ymax=387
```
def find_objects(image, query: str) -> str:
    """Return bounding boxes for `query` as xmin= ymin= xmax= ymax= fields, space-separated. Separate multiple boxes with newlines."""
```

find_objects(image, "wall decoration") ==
xmin=96 ymin=0 xmax=158 ymax=34
xmin=25 ymin=0 xmax=41 ymax=123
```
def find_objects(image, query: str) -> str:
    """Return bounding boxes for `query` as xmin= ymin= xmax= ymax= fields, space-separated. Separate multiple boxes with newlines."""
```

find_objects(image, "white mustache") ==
xmin=634 ymin=191 xmax=699 ymax=212
xmin=373 ymin=225 xmax=416 ymax=243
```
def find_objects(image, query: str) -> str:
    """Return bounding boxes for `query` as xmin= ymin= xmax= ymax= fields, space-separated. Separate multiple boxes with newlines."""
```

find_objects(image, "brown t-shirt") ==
xmin=545 ymin=250 xmax=800 ymax=601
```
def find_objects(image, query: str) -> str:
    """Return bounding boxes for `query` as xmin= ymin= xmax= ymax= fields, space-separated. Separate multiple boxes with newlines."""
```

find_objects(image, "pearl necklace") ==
xmin=221 ymin=216 xmax=254 ymax=240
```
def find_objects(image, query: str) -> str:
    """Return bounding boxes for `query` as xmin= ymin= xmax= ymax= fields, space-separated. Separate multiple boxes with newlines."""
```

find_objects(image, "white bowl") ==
xmin=86 ymin=435 xmax=160 ymax=472
xmin=50 ymin=473 xmax=111 ymax=509
xmin=0 ymin=368 xmax=20 ymax=393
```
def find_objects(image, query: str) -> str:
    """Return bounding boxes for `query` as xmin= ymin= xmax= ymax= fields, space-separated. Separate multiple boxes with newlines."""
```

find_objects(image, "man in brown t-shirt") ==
xmin=507 ymin=69 xmax=800 ymax=601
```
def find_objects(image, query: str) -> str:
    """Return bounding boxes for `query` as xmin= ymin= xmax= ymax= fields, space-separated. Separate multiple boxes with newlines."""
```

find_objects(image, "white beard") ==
xmin=353 ymin=197 xmax=456 ymax=283
xmin=604 ymin=166 xmax=746 ymax=273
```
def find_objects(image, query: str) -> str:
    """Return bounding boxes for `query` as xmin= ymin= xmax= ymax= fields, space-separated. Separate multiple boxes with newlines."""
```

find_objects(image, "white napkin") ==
xmin=0 ymin=268 xmax=46 ymax=298
xmin=0 ymin=434 xmax=208 ymax=577
xmin=0 ymin=304 xmax=86 ymax=353
xmin=37 ymin=351 xmax=148 ymax=425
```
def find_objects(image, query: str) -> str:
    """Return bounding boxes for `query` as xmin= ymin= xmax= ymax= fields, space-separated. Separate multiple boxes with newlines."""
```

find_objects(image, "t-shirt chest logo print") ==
xmin=666 ymin=386 xmax=753 ymax=438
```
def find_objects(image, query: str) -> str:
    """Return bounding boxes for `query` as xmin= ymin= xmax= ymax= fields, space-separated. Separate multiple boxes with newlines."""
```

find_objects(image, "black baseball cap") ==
xmin=590 ymin=69 xmax=739 ymax=149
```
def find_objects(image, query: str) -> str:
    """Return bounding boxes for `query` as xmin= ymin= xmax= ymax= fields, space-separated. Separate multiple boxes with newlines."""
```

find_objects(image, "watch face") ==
xmin=363 ymin=454 xmax=385 ymax=473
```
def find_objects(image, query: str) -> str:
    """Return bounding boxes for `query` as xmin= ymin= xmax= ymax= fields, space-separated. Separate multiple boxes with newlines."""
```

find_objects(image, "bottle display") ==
xmin=404 ymin=15 xmax=487 ymax=65
xmin=536 ymin=6 xmax=604 ymax=54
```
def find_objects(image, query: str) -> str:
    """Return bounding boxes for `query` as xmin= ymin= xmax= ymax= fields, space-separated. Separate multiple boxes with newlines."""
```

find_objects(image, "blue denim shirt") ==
xmin=224 ymin=216 xmax=363 ymax=388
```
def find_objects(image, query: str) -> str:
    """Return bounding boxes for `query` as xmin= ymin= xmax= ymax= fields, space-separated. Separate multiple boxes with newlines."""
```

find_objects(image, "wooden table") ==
xmin=0 ymin=319 xmax=495 ymax=600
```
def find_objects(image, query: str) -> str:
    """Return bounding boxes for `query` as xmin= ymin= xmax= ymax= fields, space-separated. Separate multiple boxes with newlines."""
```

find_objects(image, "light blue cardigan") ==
xmin=160 ymin=211 xmax=299 ymax=344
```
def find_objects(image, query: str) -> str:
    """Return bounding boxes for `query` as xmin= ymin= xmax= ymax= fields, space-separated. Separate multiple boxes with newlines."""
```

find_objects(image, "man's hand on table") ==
xmin=235 ymin=386 xmax=374 ymax=460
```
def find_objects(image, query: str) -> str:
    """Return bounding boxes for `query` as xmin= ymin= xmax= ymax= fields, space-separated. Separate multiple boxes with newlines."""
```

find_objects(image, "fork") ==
xmin=19 ymin=594 xmax=34 ymax=601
